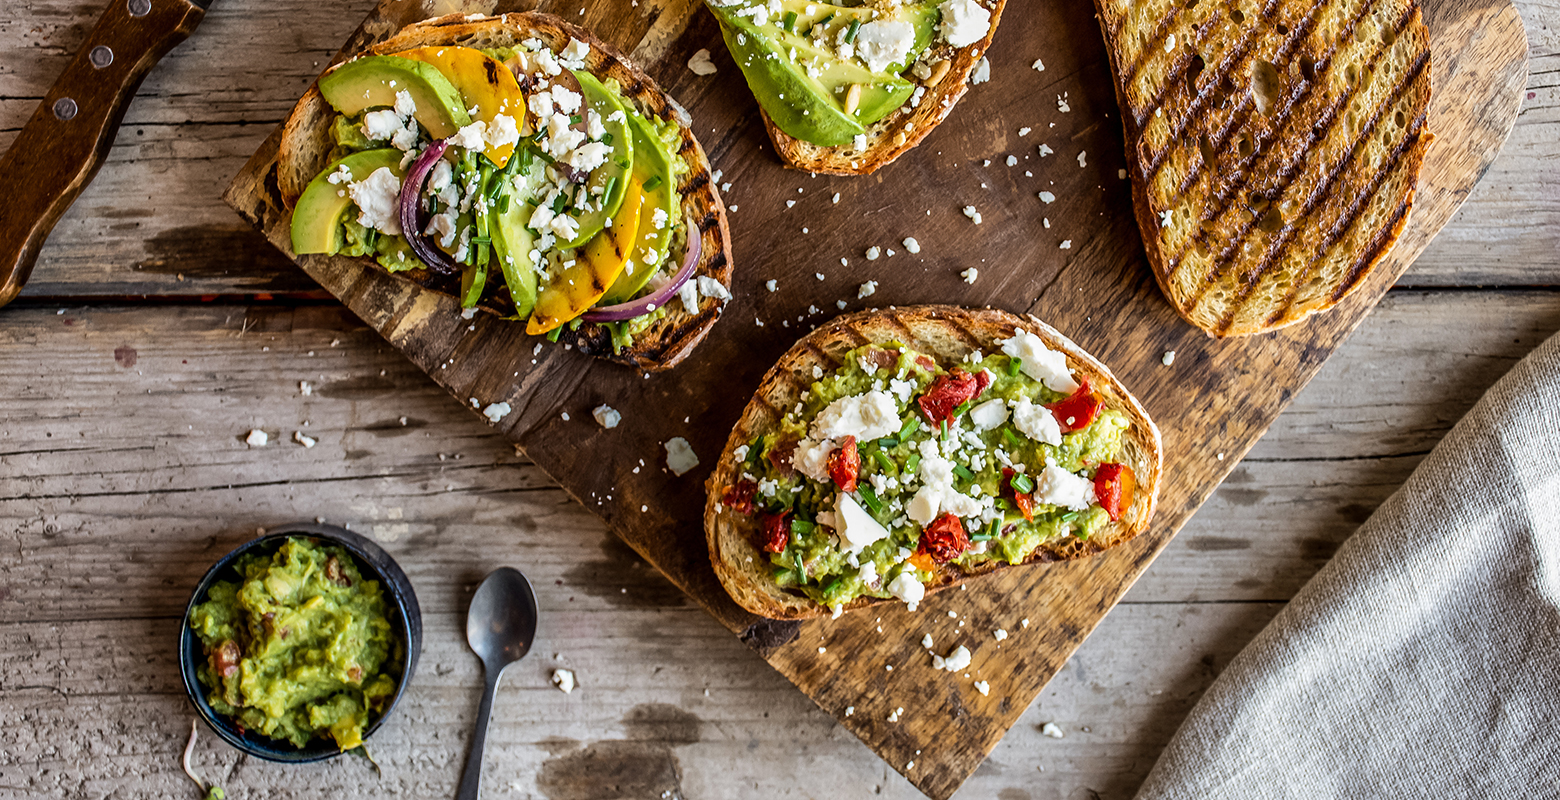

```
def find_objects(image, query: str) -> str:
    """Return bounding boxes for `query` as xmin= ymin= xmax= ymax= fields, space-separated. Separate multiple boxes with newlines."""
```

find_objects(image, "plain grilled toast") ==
xmin=276 ymin=13 xmax=733 ymax=372
xmin=703 ymin=305 xmax=1163 ymax=620
xmin=1094 ymin=0 xmax=1433 ymax=336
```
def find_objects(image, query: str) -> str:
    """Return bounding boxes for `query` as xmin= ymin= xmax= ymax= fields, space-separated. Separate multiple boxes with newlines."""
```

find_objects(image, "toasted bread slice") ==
xmin=703 ymin=305 xmax=1163 ymax=620
xmin=1095 ymin=0 xmax=1432 ymax=336
xmin=710 ymin=0 xmax=1008 ymax=176
xmin=276 ymin=13 xmax=732 ymax=372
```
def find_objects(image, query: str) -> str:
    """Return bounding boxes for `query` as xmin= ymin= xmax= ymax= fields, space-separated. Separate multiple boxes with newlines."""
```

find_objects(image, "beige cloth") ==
xmin=1135 ymin=331 xmax=1560 ymax=799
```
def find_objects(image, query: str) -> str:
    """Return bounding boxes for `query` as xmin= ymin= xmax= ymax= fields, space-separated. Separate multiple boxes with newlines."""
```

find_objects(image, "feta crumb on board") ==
xmin=551 ymin=668 xmax=576 ymax=694
xmin=1162 ymin=350 xmax=1176 ymax=366
xmin=299 ymin=381 xmax=313 ymax=396
xmin=974 ymin=680 xmax=991 ymax=696
xmin=1039 ymin=191 xmax=1056 ymax=204
xmin=245 ymin=429 xmax=269 ymax=447
xmin=687 ymin=48 xmax=717 ymax=75
xmin=961 ymin=268 xmax=979 ymax=284
xmin=1060 ymin=240 xmax=1073 ymax=249
xmin=994 ymin=628 xmax=1008 ymax=641
xmin=593 ymin=405 xmax=621 ymax=429
xmin=922 ymin=634 xmax=934 ymax=649
xmin=903 ymin=237 xmax=921 ymax=254
xmin=293 ymin=431 xmax=317 ymax=448
xmin=1042 ymin=722 xmax=1065 ymax=739
xmin=664 ymin=437 xmax=700 ymax=476
xmin=888 ymin=706 xmax=904 ymax=723
xmin=962 ymin=205 xmax=983 ymax=224
xmin=482 ymin=402 xmax=512 ymax=423
xmin=766 ymin=279 xmax=778 ymax=292
xmin=1077 ymin=151 xmax=1088 ymax=168
xmin=1032 ymin=58 xmax=1045 ymax=71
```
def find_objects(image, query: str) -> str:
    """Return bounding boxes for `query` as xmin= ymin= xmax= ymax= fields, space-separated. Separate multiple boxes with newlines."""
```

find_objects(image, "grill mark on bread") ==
xmin=1330 ymin=182 xmax=1412 ymax=300
xmin=1212 ymin=43 xmax=1428 ymax=333
xmin=1171 ymin=3 xmax=1417 ymax=303
xmin=1119 ymin=3 xmax=1190 ymax=127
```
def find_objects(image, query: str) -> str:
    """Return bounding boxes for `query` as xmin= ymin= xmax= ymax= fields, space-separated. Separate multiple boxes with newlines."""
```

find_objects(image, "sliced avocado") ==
xmin=552 ymin=71 xmax=635 ymax=250
xmin=600 ymin=110 xmax=679 ymax=304
xmin=290 ymin=148 xmax=406 ymax=256
xmin=709 ymin=0 xmax=936 ymax=146
xmin=318 ymin=56 xmax=471 ymax=140
xmin=490 ymin=199 xmax=538 ymax=319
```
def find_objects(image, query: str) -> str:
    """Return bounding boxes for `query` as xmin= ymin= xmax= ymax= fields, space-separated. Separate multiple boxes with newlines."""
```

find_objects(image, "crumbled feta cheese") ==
xmin=560 ymin=37 xmax=591 ymax=67
xmin=1031 ymin=58 xmax=1045 ymax=71
xmin=393 ymin=89 xmax=417 ymax=118
xmin=887 ymin=573 xmax=925 ymax=611
xmin=994 ymin=628 xmax=1008 ymax=641
xmin=551 ymin=668 xmax=576 ymax=694
xmin=1005 ymin=155 xmax=1018 ymax=167
xmin=1039 ymin=143 xmax=1054 ymax=157
xmin=1039 ymin=191 xmax=1056 ymax=204
xmin=1035 ymin=463 xmax=1096 ymax=510
xmin=792 ymin=438 xmax=834 ymax=483
xmin=697 ymin=275 xmax=731 ymax=301
xmin=482 ymin=402 xmax=512 ymax=423
xmin=865 ymin=246 xmax=881 ymax=261
xmin=678 ymin=280 xmax=700 ymax=314
xmin=348 ymin=167 xmax=404 ymax=235
xmin=853 ymin=133 xmax=868 ymax=151
xmin=962 ymin=205 xmax=983 ymax=224
xmin=854 ymin=20 xmax=916 ymax=72
xmin=1060 ymin=239 xmax=1072 ymax=249
xmin=449 ymin=120 xmax=488 ymax=151
xmin=361 ymin=109 xmax=402 ymax=141
xmin=858 ymin=560 xmax=879 ymax=589
xmin=1159 ymin=208 xmax=1174 ymax=228
xmin=974 ymin=680 xmax=990 ymax=696
xmin=961 ymin=267 xmax=979 ymax=284
xmin=998 ymin=328 xmax=1080 ymax=392
xmin=1077 ymin=150 xmax=1088 ymax=168
xmin=922 ymin=634 xmax=934 ymax=649
xmin=245 ymin=429 xmax=268 ymax=447
xmin=968 ymin=398 xmax=1008 ymax=431
xmin=1042 ymin=722 xmax=1064 ymax=739
xmin=1011 ymin=397 xmax=1062 ymax=445
xmin=938 ymin=0 xmax=990 ymax=46
xmin=969 ymin=56 xmax=991 ymax=84
xmin=664 ymin=437 xmax=699 ymax=476
xmin=485 ymin=114 xmax=521 ymax=149
xmin=592 ymin=405 xmax=621 ymax=429
xmin=293 ymin=431 xmax=316 ymax=448
xmin=299 ymin=380 xmax=313 ymax=396
xmin=811 ymin=391 xmax=900 ymax=441
xmin=903 ymin=237 xmax=921 ymax=254
xmin=858 ymin=280 xmax=878 ymax=298
xmin=766 ymin=279 xmax=778 ymax=292
xmin=837 ymin=492 xmax=890 ymax=552
xmin=1162 ymin=350 xmax=1176 ymax=366
xmin=888 ymin=707 xmax=904 ymax=722
xmin=941 ymin=645 xmax=972 ymax=672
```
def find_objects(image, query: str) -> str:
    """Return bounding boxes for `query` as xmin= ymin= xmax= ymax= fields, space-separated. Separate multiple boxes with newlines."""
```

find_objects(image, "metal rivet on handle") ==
xmin=53 ymin=98 xmax=78 ymax=121
xmin=127 ymin=0 xmax=151 ymax=17
xmin=89 ymin=46 xmax=114 ymax=69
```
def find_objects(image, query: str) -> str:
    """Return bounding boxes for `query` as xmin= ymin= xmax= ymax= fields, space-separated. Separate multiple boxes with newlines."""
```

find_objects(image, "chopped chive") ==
xmin=898 ymin=416 xmax=919 ymax=439
xmin=1003 ymin=428 xmax=1023 ymax=448
xmin=601 ymin=132 xmax=614 ymax=146
xmin=1007 ymin=357 xmax=1022 ymax=377
xmin=986 ymin=519 xmax=1001 ymax=539
xmin=970 ymin=533 xmax=993 ymax=542
xmin=953 ymin=465 xmax=976 ymax=482
xmin=602 ymin=175 xmax=619 ymax=202
xmin=817 ymin=13 xmax=835 ymax=27
xmin=793 ymin=549 xmax=807 ymax=579
xmin=858 ymin=483 xmax=883 ymax=515
xmin=790 ymin=518 xmax=815 ymax=535
xmin=1012 ymin=473 xmax=1035 ymax=494
xmin=570 ymin=114 xmax=582 ymax=125
xmin=905 ymin=453 xmax=921 ymax=474
xmin=545 ymin=326 xmax=563 ymax=342
xmin=498 ymin=194 xmax=511 ymax=214
xmin=844 ymin=18 xmax=862 ymax=43
xmin=952 ymin=400 xmax=971 ymax=420
xmin=783 ymin=10 xmax=798 ymax=31
xmin=877 ymin=437 xmax=899 ymax=449
xmin=643 ymin=175 xmax=664 ymax=192
xmin=551 ymin=191 xmax=569 ymax=213
xmin=822 ymin=576 xmax=842 ymax=594
xmin=871 ymin=450 xmax=895 ymax=474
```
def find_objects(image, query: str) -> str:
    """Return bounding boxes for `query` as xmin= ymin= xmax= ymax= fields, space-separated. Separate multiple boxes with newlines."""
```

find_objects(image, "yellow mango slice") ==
xmin=395 ymin=46 xmax=526 ymax=167
xmin=526 ymin=179 xmax=647 ymax=335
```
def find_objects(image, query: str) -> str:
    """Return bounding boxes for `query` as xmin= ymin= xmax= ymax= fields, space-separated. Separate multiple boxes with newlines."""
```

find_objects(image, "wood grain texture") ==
xmin=3 ymin=290 xmax=1559 ymax=797
xmin=219 ymin=0 xmax=1528 ymax=795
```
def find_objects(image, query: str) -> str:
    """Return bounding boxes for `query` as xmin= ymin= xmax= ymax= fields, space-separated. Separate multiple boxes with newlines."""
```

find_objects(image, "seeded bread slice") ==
xmin=275 ymin=12 xmax=732 ymax=372
xmin=1094 ymin=0 xmax=1432 ymax=336
xmin=746 ymin=0 xmax=1009 ymax=176
xmin=703 ymin=305 xmax=1163 ymax=620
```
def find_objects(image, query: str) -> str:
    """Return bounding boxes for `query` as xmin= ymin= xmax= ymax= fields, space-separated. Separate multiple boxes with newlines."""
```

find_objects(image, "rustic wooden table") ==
xmin=1 ymin=1 xmax=1555 ymax=798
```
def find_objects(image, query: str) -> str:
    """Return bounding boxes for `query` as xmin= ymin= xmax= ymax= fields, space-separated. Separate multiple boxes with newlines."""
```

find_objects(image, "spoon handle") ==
xmin=456 ymin=665 xmax=502 ymax=800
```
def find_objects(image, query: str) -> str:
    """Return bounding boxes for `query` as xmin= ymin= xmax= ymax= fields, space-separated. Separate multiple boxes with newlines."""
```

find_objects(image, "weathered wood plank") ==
xmin=0 ymin=0 xmax=1554 ymax=299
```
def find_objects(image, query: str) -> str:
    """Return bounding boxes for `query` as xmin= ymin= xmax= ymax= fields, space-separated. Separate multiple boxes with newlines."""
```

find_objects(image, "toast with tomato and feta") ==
xmin=276 ymin=12 xmax=732 ymax=371
xmin=702 ymin=0 xmax=1007 ymax=175
xmin=704 ymin=305 xmax=1162 ymax=620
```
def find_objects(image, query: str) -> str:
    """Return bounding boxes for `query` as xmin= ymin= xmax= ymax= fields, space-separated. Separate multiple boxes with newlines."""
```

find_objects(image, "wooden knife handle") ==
xmin=0 ymin=0 xmax=206 ymax=308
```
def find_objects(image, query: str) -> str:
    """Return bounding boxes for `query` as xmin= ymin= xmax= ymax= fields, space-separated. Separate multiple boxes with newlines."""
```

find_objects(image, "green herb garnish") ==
xmin=1011 ymin=473 xmax=1035 ymax=494
xmin=844 ymin=18 xmax=862 ymax=43
xmin=643 ymin=174 xmax=664 ymax=192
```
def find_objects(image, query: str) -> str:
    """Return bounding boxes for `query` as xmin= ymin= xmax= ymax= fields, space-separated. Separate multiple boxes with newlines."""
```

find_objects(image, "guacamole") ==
xmin=720 ymin=330 xmax=1136 ymax=613
xmin=189 ymin=537 xmax=400 ymax=750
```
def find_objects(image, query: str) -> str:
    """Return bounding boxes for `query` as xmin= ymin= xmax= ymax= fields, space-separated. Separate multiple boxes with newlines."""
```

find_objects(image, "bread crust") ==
xmin=275 ymin=12 xmax=733 ymax=371
xmin=703 ymin=305 xmax=1163 ymax=620
xmin=755 ymin=0 xmax=1009 ymax=176
xmin=1093 ymin=0 xmax=1432 ymax=337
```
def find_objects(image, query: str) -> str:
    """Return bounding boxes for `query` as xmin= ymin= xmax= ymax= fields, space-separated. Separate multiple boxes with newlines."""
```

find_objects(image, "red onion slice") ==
xmin=580 ymin=215 xmax=704 ymax=323
xmin=397 ymin=139 xmax=458 ymax=275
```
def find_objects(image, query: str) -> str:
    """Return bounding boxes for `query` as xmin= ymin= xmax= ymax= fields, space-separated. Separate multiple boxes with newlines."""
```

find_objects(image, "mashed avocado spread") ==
xmin=721 ymin=329 xmax=1137 ymax=613
xmin=189 ymin=537 xmax=399 ymax=749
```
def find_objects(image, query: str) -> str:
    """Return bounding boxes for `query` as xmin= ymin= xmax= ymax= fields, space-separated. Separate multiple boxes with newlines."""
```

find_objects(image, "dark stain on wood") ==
xmin=1336 ymin=502 xmax=1378 ymax=525
xmin=315 ymin=375 xmax=397 ymax=401
xmin=622 ymin=702 xmax=702 ymax=744
xmin=1299 ymin=536 xmax=1344 ymax=560
xmin=535 ymin=703 xmax=700 ymax=800
xmin=137 ymin=224 xmax=312 ymax=290
xmin=361 ymin=416 xmax=429 ymax=436
xmin=740 ymin=618 xmax=802 ymax=654
xmin=560 ymin=537 xmax=689 ymax=609
xmin=1183 ymin=536 xmax=1253 ymax=552
xmin=113 ymin=345 xmax=136 ymax=368
xmin=1216 ymin=487 xmax=1268 ymax=506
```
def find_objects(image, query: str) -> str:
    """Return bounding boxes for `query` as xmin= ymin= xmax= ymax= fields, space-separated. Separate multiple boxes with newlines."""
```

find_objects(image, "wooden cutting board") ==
xmin=225 ymin=0 xmax=1527 ymax=796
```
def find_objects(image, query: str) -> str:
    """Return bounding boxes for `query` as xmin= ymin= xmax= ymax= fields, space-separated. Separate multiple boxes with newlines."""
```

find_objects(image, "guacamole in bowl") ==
xmin=180 ymin=524 xmax=422 ymax=761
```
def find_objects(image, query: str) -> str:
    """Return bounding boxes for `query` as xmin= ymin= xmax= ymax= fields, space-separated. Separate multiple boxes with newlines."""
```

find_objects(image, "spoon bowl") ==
xmin=457 ymin=567 xmax=539 ymax=800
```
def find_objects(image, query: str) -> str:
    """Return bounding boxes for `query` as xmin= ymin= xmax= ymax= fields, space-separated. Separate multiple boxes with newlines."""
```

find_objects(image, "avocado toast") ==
xmin=276 ymin=12 xmax=732 ymax=371
xmin=703 ymin=0 xmax=1007 ymax=175
xmin=705 ymin=306 xmax=1162 ymax=620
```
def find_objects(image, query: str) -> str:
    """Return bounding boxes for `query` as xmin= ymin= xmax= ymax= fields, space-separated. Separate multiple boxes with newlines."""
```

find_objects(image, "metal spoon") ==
xmin=457 ymin=567 xmax=539 ymax=800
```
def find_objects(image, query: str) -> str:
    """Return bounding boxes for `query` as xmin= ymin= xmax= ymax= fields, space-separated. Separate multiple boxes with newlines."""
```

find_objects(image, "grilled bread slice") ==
xmin=276 ymin=13 xmax=732 ymax=372
xmin=704 ymin=305 xmax=1163 ymax=620
xmin=706 ymin=0 xmax=1008 ymax=176
xmin=1095 ymin=0 xmax=1432 ymax=336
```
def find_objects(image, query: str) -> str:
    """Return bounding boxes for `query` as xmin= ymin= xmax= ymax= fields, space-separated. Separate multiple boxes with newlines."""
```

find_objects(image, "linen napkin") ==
xmin=1134 ymin=330 xmax=1560 ymax=799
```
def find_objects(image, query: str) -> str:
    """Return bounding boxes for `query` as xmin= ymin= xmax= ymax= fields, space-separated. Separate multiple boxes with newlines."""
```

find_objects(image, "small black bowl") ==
xmin=179 ymin=522 xmax=422 ymax=762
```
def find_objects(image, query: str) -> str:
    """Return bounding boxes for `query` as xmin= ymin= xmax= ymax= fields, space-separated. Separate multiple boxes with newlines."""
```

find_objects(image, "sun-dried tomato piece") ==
xmin=767 ymin=437 xmax=798 ymax=477
xmin=865 ymin=347 xmax=899 ymax=371
xmin=917 ymin=369 xmax=980 ymax=425
xmin=916 ymin=513 xmax=970 ymax=564
xmin=759 ymin=511 xmax=791 ymax=554
xmin=973 ymin=368 xmax=993 ymax=395
xmin=915 ymin=355 xmax=937 ymax=371
xmin=826 ymin=436 xmax=860 ymax=492
xmin=1093 ymin=463 xmax=1136 ymax=521
xmin=722 ymin=479 xmax=758 ymax=515
xmin=1047 ymin=378 xmax=1101 ymax=433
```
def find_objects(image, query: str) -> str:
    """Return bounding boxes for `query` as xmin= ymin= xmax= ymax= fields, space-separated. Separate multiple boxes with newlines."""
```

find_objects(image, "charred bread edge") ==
xmin=760 ymin=0 xmax=1009 ymax=176
xmin=703 ymin=305 xmax=1163 ymax=620
xmin=276 ymin=12 xmax=733 ymax=371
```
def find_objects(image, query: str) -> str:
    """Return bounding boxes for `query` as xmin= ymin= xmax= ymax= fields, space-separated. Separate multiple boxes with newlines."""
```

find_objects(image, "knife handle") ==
xmin=0 ymin=0 xmax=206 ymax=308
